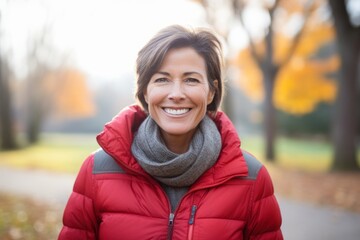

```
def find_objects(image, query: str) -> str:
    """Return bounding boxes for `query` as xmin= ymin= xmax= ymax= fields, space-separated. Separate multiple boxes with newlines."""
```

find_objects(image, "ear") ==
xmin=144 ymin=91 xmax=148 ymax=103
xmin=208 ymin=80 xmax=218 ymax=103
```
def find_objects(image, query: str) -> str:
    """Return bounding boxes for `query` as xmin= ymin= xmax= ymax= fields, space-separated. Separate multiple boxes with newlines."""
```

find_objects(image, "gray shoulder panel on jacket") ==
xmin=242 ymin=150 xmax=263 ymax=180
xmin=93 ymin=149 xmax=125 ymax=174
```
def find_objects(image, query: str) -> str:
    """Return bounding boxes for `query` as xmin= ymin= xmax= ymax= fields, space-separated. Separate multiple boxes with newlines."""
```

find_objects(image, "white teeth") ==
xmin=164 ymin=108 xmax=190 ymax=115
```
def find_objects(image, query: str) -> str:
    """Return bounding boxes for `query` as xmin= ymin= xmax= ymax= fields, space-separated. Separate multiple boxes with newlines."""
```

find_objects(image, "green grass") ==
xmin=241 ymin=135 xmax=359 ymax=172
xmin=0 ymin=133 xmax=98 ymax=173
xmin=0 ymin=133 xmax=359 ymax=173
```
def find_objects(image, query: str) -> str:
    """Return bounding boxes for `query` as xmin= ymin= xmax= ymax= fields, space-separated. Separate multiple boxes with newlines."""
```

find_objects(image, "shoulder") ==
xmin=240 ymin=150 xmax=276 ymax=197
xmin=241 ymin=152 xmax=283 ymax=238
xmin=93 ymin=149 xmax=125 ymax=174
xmin=241 ymin=150 xmax=263 ymax=180
xmin=240 ymin=150 xmax=277 ymax=203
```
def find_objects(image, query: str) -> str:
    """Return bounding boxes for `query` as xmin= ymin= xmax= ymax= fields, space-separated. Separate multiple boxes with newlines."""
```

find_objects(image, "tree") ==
xmin=9 ymin=6 xmax=93 ymax=144
xmin=21 ymin=24 xmax=81 ymax=143
xmin=44 ymin=68 xmax=95 ymax=119
xmin=234 ymin=0 xmax=324 ymax=161
xmin=328 ymin=0 xmax=360 ymax=170
xmin=0 ymin=10 xmax=17 ymax=150
xmin=23 ymin=27 xmax=54 ymax=143
xmin=198 ymin=0 xmax=322 ymax=160
xmin=0 ymin=55 xmax=17 ymax=150
xmin=234 ymin=32 xmax=338 ymax=115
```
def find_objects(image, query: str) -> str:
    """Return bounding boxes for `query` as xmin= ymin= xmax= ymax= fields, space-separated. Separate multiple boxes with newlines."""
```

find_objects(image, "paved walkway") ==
xmin=1 ymin=166 xmax=360 ymax=240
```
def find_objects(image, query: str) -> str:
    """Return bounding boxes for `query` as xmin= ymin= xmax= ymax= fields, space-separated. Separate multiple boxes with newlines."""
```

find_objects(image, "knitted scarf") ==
xmin=131 ymin=115 xmax=222 ymax=187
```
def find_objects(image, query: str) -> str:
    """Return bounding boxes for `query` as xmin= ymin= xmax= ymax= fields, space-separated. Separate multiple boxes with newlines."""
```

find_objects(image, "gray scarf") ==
xmin=131 ymin=115 xmax=222 ymax=187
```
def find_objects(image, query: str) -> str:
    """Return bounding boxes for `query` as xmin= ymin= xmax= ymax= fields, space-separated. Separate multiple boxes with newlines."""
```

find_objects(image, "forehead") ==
xmin=158 ymin=47 xmax=206 ymax=71
xmin=153 ymin=47 xmax=207 ymax=78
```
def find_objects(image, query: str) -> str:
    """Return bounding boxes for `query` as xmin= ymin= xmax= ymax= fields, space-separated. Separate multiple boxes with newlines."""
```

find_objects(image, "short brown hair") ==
xmin=135 ymin=25 xmax=224 ymax=113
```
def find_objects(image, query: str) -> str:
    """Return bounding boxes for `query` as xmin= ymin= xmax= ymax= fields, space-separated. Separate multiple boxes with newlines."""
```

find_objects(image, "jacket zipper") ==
xmin=167 ymin=213 xmax=175 ymax=240
xmin=187 ymin=205 xmax=197 ymax=240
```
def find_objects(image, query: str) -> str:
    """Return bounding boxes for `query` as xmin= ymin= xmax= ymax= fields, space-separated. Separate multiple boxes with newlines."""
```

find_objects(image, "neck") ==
xmin=160 ymin=129 xmax=196 ymax=154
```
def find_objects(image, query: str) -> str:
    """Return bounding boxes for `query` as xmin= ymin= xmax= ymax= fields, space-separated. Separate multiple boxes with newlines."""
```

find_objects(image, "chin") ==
xmin=160 ymin=125 xmax=196 ymax=136
xmin=162 ymin=128 xmax=189 ymax=136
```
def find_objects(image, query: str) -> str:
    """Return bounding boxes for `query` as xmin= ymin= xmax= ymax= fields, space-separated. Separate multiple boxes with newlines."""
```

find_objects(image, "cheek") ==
xmin=194 ymin=87 xmax=213 ymax=105
xmin=145 ymin=88 xmax=163 ymax=105
xmin=190 ymin=90 xmax=211 ymax=106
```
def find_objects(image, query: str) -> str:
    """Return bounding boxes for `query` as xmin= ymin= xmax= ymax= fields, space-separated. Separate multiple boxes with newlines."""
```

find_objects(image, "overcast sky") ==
xmin=1 ymin=0 xmax=207 ymax=82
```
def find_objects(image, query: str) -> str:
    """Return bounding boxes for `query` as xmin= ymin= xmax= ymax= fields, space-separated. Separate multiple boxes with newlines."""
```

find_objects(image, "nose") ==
xmin=168 ymin=82 xmax=185 ymax=102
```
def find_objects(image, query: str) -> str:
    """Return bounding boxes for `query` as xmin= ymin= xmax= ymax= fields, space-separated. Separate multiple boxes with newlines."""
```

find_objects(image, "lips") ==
xmin=163 ymin=108 xmax=191 ymax=115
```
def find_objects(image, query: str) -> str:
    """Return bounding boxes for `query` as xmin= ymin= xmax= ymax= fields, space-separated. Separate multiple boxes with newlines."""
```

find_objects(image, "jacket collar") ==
xmin=96 ymin=105 xmax=248 ymax=185
xmin=192 ymin=111 xmax=248 ymax=189
xmin=96 ymin=105 xmax=148 ymax=175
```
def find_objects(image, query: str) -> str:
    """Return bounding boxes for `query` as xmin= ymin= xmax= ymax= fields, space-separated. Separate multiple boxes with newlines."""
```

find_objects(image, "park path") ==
xmin=1 ymin=166 xmax=360 ymax=240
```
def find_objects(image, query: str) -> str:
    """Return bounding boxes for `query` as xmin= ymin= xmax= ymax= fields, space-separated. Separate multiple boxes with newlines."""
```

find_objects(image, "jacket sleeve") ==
xmin=245 ymin=166 xmax=283 ymax=240
xmin=58 ymin=154 xmax=98 ymax=240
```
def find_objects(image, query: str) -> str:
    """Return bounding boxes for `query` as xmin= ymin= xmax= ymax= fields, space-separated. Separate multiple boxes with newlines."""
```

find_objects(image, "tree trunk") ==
xmin=25 ymin=82 xmax=43 ymax=144
xmin=262 ymin=64 xmax=278 ymax=161
xmin=0 ymin=60 xmax=17 ymax=150
xmin=222 ymin=81 xmax=234 ymax=121
xmin=329 ymin=0 xmax=360 ymax=171
xmin=26 ymin=111 xmax=41 ymax=143
xmin=332 ymin=37 xmax=359 ymax=170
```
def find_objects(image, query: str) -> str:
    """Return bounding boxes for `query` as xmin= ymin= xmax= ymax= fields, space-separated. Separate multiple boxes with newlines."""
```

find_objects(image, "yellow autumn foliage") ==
xmin=233 ymin=49 xmax=264 ymax=102
xmin=43 ymin=69 xmax=96 ymax=118
xmin=274 ymin=56 xmax=338 ymax=114
xmin=232 ymin=5 xmax=338 ymax=115
xmin=273 ymin=23 xmax=335 ymax=64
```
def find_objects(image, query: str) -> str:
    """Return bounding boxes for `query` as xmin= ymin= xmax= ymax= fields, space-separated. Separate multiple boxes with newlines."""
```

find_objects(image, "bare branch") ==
xmin=232 ymin=0 xmax=263 ymax=66
xmin=280 ymin=0 xmax=314 ymax=67
xmin=264 ymin=0 xmax=281 ymax=65
xmin=269 ymin=0 xmax=281 ymax=17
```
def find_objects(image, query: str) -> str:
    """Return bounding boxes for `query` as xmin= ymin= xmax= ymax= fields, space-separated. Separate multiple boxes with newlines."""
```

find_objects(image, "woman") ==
xmin=59 ymin=25 xmax=283 ymax=240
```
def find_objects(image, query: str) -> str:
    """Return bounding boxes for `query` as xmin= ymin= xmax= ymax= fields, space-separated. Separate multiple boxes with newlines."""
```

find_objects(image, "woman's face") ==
xmin=144 ymin=47 xmax=216 ymax=146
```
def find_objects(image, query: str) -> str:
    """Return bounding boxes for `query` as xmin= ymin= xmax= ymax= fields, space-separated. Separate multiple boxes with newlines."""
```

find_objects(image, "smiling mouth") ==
xmin=163 ymin=108 xmax=191 ymax=115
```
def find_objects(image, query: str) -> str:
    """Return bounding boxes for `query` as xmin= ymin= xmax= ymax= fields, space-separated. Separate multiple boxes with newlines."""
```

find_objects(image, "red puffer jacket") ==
xmin=58 ymin=105 xmax=283 ymax=240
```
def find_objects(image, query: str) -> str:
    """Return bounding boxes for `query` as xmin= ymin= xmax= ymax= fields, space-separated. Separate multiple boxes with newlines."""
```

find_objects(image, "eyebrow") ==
xmin=155 ymin=71 xmax=203 ymax=77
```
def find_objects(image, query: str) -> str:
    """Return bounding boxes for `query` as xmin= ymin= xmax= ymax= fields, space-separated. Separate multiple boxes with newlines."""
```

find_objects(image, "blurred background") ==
xmin=0 ymin=0 xmax=359 ymax=239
